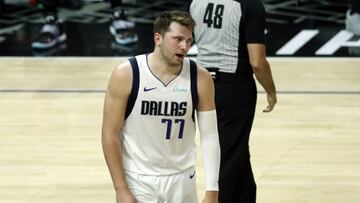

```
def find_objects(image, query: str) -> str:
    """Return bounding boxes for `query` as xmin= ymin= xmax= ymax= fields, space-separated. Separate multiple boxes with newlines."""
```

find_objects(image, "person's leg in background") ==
xmin=31 ymin=0 xmax=67 ymax=49
xmin=350 ymin=0 xmax=360 ymax=13
xmin=60 ymin=0 xmax=82 ymax=10
xmin=346 ymin=0 xmax=360 ymax=36
xmin=0 ymin=0 xmax=4 ymax=15
xmin=109 ymin=0 xmax=138 ymax=45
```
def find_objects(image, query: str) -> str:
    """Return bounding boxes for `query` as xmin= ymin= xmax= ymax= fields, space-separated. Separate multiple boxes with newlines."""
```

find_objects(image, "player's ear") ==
xmin=154 ymin=32 xmax=162 ymax=47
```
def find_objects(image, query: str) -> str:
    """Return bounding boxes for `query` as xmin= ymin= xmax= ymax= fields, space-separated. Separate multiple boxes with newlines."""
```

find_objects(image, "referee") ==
xmin=190 ymin=0 xmax=277 ymax=202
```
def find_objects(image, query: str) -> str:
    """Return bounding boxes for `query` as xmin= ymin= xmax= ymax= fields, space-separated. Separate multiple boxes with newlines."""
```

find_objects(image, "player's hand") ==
xmin=116 ymin=189 xmax=137 ymax=203
xmin=263 ymin=92 xmax=277 ymax=113
xmin=202 ymin=191 xmax=218 ymax=203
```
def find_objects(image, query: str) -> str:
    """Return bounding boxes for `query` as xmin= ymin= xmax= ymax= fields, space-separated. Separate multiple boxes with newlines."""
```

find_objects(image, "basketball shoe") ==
xmin=110 ymin=9 xmax=138 ymax=45
xmin=346 ymin=10 xmax=360 ymax=36
xmin=32 ymin=15 xmax=67 ymax=49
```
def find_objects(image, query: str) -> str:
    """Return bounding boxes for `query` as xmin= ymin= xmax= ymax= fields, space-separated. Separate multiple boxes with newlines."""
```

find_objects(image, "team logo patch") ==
xmin=173 ymin=88 xmax=188 ymax=93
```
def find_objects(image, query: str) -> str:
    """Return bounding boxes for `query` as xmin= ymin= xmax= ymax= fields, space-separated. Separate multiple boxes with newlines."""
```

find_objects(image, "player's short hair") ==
xmin=153 ymin=10 xmax=196 ymax=36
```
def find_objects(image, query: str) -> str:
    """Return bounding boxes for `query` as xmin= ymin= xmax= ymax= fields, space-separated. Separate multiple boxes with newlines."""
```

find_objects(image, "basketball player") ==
xmin=190 ymin=0 xmax=277 ymax=202
xmin=102 ymin=10 xmax=220 ymax=203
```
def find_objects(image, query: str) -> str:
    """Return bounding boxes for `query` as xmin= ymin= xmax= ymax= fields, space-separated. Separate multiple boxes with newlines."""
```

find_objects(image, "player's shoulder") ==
xmin=192 ymin=62 xmax=213 ymax=83
xmin=193 ymin=62 xmax=208 ymax=75
xmin=112 ymin=59 xmax=132 ymax=79
xmin=108 ymin=59 xmax=134 ymax=92
xmin=106 ymin=59 xmax=134 ymax=98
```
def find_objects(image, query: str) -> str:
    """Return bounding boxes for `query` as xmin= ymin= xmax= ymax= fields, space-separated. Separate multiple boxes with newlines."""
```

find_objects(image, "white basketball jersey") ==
xmin=121 ymin=54 xmax=198 ymax=175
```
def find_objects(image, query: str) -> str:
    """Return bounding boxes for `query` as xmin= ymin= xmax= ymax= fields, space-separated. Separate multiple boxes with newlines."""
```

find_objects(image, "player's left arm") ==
xmin=196 ymin=64 xmax=220 ymax=203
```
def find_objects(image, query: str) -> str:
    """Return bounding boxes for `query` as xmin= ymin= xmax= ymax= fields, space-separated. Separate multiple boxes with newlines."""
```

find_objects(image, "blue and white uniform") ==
xmin=120 ymin=54 xmax=199 ymax=203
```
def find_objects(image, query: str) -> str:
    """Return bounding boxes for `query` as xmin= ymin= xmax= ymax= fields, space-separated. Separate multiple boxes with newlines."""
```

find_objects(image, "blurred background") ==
xmin=0 ymin=0 xmax=359 ymax=57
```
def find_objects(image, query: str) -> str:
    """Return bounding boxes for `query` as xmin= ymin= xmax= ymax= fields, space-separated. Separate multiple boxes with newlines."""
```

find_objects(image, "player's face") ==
xmin=158 ymin=22 xmax=193 ymax=67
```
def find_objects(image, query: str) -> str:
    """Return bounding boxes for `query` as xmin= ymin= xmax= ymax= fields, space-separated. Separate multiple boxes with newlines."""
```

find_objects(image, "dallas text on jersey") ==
xmin=141 ymin=100 xmax=187 ymax=117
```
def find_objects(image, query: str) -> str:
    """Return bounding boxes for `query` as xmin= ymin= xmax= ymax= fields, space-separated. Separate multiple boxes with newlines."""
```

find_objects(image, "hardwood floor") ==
xmin=0 ymin=57 xmax=359 ymax=203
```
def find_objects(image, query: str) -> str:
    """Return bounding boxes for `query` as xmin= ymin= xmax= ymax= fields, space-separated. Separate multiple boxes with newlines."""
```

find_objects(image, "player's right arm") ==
xmin=101 ymin=61 xmax=137 ymax=203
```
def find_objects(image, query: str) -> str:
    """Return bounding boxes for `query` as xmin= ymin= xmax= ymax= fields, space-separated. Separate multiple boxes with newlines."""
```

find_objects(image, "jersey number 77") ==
xmin=161 ymin=118 xmax=185 ymax=140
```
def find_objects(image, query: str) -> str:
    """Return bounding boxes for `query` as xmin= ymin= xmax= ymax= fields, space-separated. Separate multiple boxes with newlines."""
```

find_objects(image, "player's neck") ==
xmin=148 ymin=52 xmax=182 ymax=76
xmin=147 ymin=52 xmax=182 ymax=85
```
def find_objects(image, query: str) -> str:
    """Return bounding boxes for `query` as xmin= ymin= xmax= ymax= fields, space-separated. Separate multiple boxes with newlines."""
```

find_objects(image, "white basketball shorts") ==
xmin=125 ymin=167 xmax=198 ymax=203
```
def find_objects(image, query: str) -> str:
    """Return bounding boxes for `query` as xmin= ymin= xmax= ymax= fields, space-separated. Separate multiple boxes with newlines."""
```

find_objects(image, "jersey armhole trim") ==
xmin=125 ymin=57 xmax=140 ymax=119
xmin=190 ymin=59 xmax=198 ymax=121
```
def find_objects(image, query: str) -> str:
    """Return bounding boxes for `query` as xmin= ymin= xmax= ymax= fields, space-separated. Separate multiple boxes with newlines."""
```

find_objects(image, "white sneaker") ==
xmin=32 ymin=16 xmax=67 ymax=49
xmin=110 ymin=18 xmax=138 ymax=45
xmin=346 ymin=10 xmax=360 ymax=36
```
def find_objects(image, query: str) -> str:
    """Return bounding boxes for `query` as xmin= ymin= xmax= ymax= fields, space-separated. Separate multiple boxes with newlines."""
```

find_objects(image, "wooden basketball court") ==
xmin=0 ymin=57 xmax=359 ymax=203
